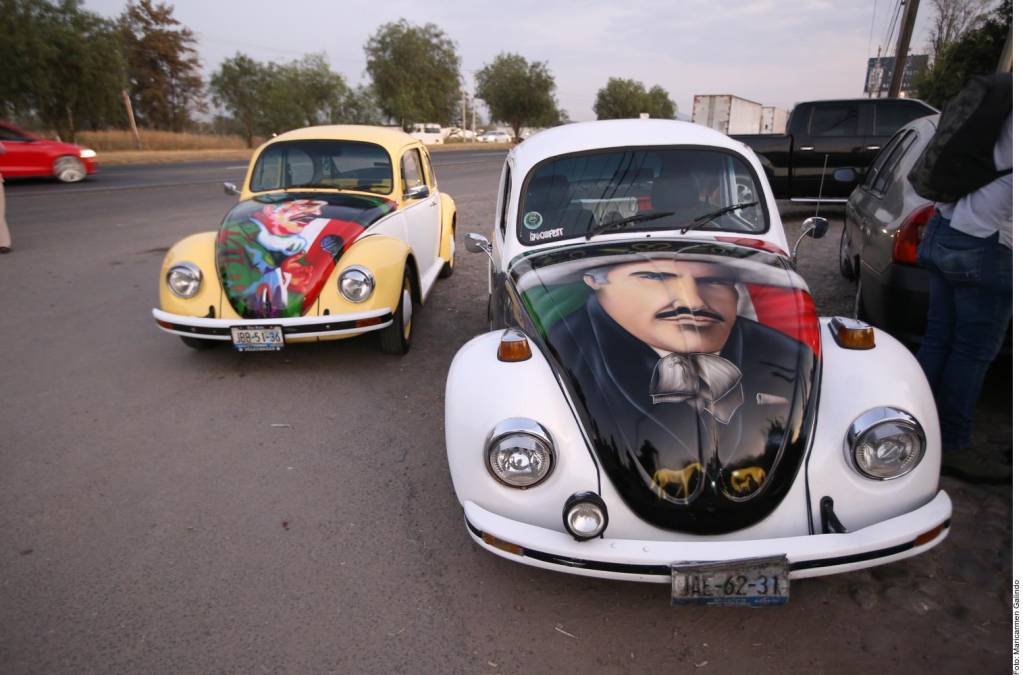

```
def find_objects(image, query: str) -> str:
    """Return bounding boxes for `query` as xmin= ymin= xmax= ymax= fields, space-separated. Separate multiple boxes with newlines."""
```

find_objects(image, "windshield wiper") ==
xmin=585 ymin=210 xmax=675 ymax=240
xmin=679 ymin=201 xmax=759 ymax=235
xmin=284 ymin=183 xmax=342 ymax=191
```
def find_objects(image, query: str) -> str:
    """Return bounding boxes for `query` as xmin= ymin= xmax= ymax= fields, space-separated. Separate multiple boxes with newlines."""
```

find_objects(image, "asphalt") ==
xmin=0 ymin=158 xmax=1011 ymax=674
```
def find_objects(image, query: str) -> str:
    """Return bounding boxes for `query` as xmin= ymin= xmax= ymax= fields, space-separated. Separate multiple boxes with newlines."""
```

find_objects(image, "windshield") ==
xmin=518 ymin=148 xmax=766 ymax=245
xmin=249 ymin=140 xmax=393 ymax=195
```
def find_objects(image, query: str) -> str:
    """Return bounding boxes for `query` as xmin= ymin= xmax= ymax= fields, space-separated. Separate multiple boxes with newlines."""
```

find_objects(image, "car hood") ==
xmin=511 ymin=240 xmax=821 ymax=534
xmin=216 ymin=192 xmax=397 ymax=319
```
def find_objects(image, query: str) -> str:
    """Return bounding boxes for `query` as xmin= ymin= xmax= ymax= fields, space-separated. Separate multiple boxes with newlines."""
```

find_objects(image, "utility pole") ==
xmin=122 ymin=90 xmax=142 ymax=150
xmin=888 ymin=0 xmax=920 ymax=98
xmin=461 ymin=91 xmax=467 ymax=135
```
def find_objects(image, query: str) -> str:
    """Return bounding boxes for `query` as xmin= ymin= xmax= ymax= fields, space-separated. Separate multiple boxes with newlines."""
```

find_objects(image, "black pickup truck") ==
xmin=732 ymin=98 xmax=937 ymax=201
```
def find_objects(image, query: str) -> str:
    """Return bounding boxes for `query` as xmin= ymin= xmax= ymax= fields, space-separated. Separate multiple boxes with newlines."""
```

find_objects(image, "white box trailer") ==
xmin=760 ymin=106 xmax=790 ymax=133
xmin=692 ymin=95 xmax=763 ymax=134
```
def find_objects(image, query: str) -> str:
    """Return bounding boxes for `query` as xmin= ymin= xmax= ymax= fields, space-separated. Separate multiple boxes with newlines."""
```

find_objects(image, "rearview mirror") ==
xmin=464 ymin=232 xmax=491 ymax=254
xmin=223 ymin=182 xmax=240 ymax=196
xmin=792 ymin=217 xmax=829 ymax=267
xmin=833 ymin=168 xmax=859 ymax=184
xmin=404 ymin=184 xmax=430 ymax=200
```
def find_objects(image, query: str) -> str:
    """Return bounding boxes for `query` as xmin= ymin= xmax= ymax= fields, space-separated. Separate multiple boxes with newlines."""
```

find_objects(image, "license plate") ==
xmin=671 ymin=555 xmax=789 ymax=606
xmin=230 ymin=326 xmax=284 ymax=351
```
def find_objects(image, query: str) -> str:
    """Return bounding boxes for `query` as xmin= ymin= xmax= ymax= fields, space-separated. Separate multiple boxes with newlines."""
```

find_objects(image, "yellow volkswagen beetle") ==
xmin=152 ymin=125 xmax=457 ymax=354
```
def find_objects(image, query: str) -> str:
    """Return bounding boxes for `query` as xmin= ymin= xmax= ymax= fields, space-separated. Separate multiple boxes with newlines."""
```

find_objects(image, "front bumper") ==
xmin=464 ymin=490 xmax=951 ymax=583
xmin=152 ymin=307 xmax=393 ymax=341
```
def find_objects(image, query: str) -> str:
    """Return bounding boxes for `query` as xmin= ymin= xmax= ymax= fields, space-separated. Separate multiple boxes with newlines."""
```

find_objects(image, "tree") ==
xmin=475 ymin=53 xmax=559 ymax=141
xmin=914 ymin=0 xmax=1010 ymax=108
xmin=333 ymin=85 xmax=383 ymax=125
xmin=120 ymin=0 xmax=205 ymax=131
xmin=364 ymin=20 xmax=461 ymax=126
xmin=593 ymin=78 xmax=677 ymax=120
xmin=0 ymin=0 xmax=126 ymax=141
xmin=209 ymin=53 xmax=266 ymax=147
xmin=927 ymin=0 xmax=992 ymax=57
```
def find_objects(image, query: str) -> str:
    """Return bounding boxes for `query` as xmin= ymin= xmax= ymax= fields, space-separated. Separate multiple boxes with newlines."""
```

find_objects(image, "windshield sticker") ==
xmin=523 ymin=211 xmax=544 ymax=230
xmin=528 ymin=227 xmax=564 ymax=243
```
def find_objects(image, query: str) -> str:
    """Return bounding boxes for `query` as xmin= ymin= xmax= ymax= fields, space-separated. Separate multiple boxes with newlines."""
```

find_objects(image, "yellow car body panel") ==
xmin=319 ymin=234 xmax=412 ymax=318
xmin=439 ymin=191 xmax=457 ymax=264
xmin=158 ymin=232 xmax=222 ymax=317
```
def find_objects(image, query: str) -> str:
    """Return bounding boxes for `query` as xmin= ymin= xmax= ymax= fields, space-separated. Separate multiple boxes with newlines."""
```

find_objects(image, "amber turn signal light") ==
xmin=828 ymin=317 xmax=875 ymax=350
xmin=498 ymin=328 xmax=532 ymax=362
xmin=914 ymin=522 xmax=949 ymax=547
xmin=482 ymin=532 xmax=524 ymax=555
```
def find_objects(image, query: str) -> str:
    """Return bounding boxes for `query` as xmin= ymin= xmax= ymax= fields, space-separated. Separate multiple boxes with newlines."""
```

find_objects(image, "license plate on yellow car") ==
xmin=230 ymin=326 xmax=284 ymax=351
xmin=671 ymin=555 xmax=790 ymax=606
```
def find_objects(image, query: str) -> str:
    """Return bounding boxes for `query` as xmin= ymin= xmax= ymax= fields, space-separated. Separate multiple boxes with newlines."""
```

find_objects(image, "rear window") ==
xmin=875 ymin=101 xmax=929 ymax=135
xmin=250 ymin=140 xmax=393 ymax=195
xmin=518 ymin=147 xmax=766 ymax=245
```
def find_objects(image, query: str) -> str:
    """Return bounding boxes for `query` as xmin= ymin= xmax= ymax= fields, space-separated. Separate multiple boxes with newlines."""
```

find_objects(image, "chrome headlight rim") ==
xmin=166 ymin=261 xmax=203 ymax=299
xmin=562 ymin=491 xmax=608 ymax=541
xmin=484 ymin=417 xmax=556 ymax=489
xmin=845 ymin=407 xmax=926 ymax=481
xmin=338 ymin=265 xmax=375 ymax=303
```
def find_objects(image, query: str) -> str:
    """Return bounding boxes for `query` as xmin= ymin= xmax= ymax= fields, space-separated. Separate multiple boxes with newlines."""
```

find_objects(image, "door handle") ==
xmin=799 ymin=145 xmax=814 ymax=151
xmin=866 ymin=145 xmax=880 ymax=151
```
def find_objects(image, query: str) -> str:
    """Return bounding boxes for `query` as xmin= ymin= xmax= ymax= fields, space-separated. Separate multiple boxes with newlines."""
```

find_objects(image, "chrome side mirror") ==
xmin=404 ymin=184 xmax=430 ymax=200
xmin=792 ymin=217 xmax=829 ymax=266
xmin=223 ymin=182 xmax=240 ymax=196
xmin=464 ymin=232 xmax=492 ymax=254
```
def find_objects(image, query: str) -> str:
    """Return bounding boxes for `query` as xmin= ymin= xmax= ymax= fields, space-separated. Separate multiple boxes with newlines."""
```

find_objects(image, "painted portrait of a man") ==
xmin=519 ymin=245 xmax=819 ymax=530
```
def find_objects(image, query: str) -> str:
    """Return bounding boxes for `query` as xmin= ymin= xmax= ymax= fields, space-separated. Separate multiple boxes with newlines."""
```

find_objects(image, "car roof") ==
xmin=266 ymin=125 xmax=418 ymax=154
xmin=508 ymin=119 xmax=751 ymax=172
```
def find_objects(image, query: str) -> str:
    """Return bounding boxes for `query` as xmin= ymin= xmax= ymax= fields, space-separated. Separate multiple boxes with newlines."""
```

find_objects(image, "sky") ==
xmin=83 ymin=0 xmax=940 ymax=122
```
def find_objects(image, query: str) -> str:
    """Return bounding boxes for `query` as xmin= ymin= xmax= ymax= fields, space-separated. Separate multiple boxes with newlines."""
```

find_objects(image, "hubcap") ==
xmin=401 ymin=285 xmax=413 ymax=339
xmin=55 ymin=158 xmax=85 ymax=183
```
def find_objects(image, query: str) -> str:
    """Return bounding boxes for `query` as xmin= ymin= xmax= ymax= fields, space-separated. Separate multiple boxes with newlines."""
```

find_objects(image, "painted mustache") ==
xmin=654 ymin=306 xmax=725 ymax=322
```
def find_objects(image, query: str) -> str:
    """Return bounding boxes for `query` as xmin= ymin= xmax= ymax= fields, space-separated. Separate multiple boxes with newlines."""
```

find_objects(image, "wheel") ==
xmin=54 ymin=156 xmax=86 ymax=183
xmin=439 ymin=232 xmax=455 ymax=278
xmin=838 ymin=224 xmax=859 ymax=280
xmin=180 ymin=336 xmax=218 ymax=350
xmin=379 ymin=267 xmax=414 ymax=354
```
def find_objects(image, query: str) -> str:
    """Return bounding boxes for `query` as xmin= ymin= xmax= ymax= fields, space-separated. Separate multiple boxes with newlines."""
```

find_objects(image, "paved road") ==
xmin=0 ymin=158 xmax=1010 ymax=674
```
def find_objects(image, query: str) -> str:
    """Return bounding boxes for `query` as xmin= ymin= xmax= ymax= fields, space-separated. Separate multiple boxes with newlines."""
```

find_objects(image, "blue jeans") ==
xmin=915 ymin=213 xmax=1012 ymax=451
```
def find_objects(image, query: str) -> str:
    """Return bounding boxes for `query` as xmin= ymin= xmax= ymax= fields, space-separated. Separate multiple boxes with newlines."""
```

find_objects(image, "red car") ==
xmin=0 ymin=121 xmax=98 ymax=182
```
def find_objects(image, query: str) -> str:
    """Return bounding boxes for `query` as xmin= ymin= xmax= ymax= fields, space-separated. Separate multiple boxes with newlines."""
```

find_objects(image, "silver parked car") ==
xmin=838 ymin=114 xmax=938 ymax=344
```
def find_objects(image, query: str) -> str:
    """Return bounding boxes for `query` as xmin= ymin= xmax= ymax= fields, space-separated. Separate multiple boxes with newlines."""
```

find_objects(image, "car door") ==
xmin=792 ymin=102 xmax=864 ymax=199
xmin=847 ymin=129 xmax=907 ymax=255
xmin=0 ymin=125 xmax=36 ymax=176
xmin=399 ymin=146 xmax=442 ymax=288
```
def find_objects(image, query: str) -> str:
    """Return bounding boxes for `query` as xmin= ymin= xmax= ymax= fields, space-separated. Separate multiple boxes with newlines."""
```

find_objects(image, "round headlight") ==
xmin=166 ymin=262 xmax=202 ymax=298
xmin=339 ymin=266 xmax=374 ymax=302
xmin=485 ymin=418 xmax=555 ymax=488
xmin=846 ymin=408 xmax=925 ymax=480
xmin=563 ymin=492 xmax=608 ymax=541
xmin=79 ymin=148 xmax=97 ymax=159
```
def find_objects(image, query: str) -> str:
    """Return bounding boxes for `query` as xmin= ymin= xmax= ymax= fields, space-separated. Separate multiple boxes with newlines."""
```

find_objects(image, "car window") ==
xmin=873 ymin=130 xmax=918 ymax=195
xmin=0 ymin=126 xmax=32 ymax=142
xmin=862 ymin=130 xmax=906 ymax=193
xmin=809 ymin=104 xmax=859 ymax=137
xmin=498 ymin=163 xmax=511 ymax=235
xmin=249 ymin=140 xmax=393 ymax=194
xmin=875 ymin=101 xmax=928 ymax=136
xmin=518 ymin=147 xmax=766 ymax=245
xmin=423 ymin=150 xmax=438 ymax=189
xmin=401 ymin=149 xmax=426 ymax=193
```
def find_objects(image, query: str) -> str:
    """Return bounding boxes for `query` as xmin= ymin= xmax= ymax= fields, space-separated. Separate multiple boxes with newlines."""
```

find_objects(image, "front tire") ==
xmin=180 ymin=336 xmax=218 ymax=350
xmin=439 ymin=233 xmax=455 ymax=278
xmin=379 ymin=267 xmax=414 ymax=355
xmin=54 ymin=156 xmax=86 ymax=183
xmin=839 ymin=224 xmax=859 ymax=280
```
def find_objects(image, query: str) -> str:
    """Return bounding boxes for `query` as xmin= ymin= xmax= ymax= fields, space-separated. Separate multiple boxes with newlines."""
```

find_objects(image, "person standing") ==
xmin=915 ymin=107 xmax=1012 ymax=484
xmin=0 ymin=141 xmax=10 ymax=253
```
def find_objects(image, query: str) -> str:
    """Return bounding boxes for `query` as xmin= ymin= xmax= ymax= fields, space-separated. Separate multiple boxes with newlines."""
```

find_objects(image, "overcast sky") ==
xmin=83 ymin=0 xmax=939 ymax=122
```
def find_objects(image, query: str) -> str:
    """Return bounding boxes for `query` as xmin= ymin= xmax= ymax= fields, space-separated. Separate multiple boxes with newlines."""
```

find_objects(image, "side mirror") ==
xmin=802 ymin=216 xmax=829 ymax=239
xmin=833 ymin=167 xmax=859 ymax=184
xmin=404 ymin=184 xmax=430 ymax=200
xmin=223 ymin=182 xmax=240 ymax=196
xmin=792 ymin=217 xmax=829 ymax=267
xmin=464 ymin=232 xmax=491 ymax=254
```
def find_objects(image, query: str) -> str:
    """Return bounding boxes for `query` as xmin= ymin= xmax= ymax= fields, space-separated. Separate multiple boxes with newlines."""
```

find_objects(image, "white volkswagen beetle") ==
xmin=445 ymin=119 xmax=951 ymax=605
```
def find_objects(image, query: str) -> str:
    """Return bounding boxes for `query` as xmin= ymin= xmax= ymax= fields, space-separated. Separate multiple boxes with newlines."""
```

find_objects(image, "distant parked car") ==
xmin=0 ymin=121 xmax=97 ymax=182
xmin=838 ymin=114 xmax=938 ymax=344
xmin=478 ymin=130 xmax=512 ymax=143
xmin=446 ymin=128 xmax=477 ymax=141
xmin=409 ymin=123 xmax=445 ymax=145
